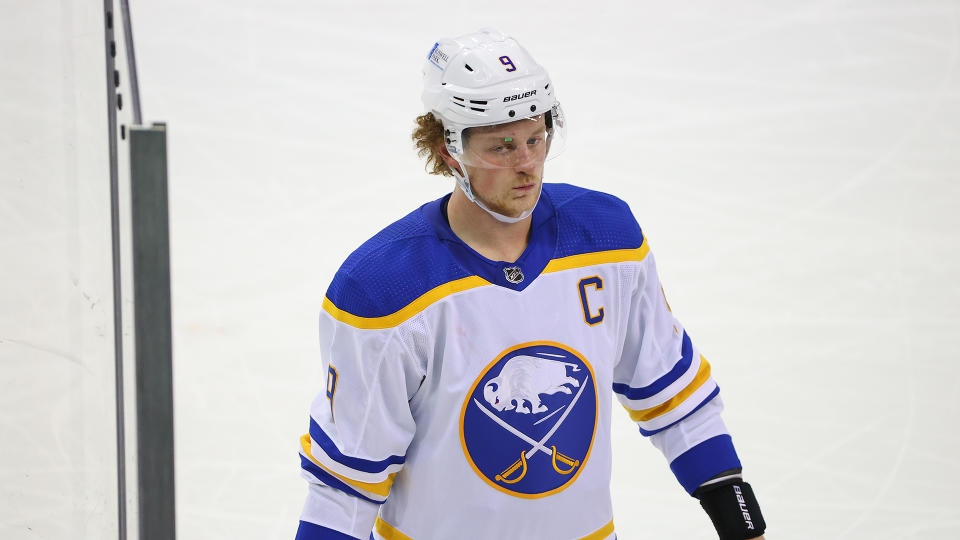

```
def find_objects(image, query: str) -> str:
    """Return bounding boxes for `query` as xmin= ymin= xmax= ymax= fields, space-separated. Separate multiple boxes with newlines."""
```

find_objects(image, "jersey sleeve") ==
xmin=613 ymin=243 xmax=743 ymax=495
xmin=297 ymin=275 xmax=424 ymax=539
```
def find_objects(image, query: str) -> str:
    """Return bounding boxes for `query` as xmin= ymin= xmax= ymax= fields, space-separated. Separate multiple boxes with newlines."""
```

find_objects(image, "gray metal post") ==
xmin=102 ymin=3 xmax=128 ymax=539
xmin=130 ymin=123 xmax=176 ymax=540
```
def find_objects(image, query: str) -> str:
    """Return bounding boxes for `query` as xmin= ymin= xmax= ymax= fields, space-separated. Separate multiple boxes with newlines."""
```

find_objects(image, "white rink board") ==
xmin=5 ymin=1 xmax=960 ymax=539
xmin=0 ymin=2 xmax=121 ymax=539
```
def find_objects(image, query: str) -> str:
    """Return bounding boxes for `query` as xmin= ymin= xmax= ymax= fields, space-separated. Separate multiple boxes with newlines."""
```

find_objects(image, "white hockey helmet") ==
xmin=421 ymin=29 xmax=567 ymax=223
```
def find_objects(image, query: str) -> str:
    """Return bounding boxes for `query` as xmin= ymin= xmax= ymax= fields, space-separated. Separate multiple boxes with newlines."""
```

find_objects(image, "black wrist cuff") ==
xmin=695 ymin=480 xmax=766 ymax=540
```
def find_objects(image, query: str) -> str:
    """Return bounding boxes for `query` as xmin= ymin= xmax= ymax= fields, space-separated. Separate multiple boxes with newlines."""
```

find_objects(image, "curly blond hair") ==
xmin=411 ymin=112 xmax=453 ymax=177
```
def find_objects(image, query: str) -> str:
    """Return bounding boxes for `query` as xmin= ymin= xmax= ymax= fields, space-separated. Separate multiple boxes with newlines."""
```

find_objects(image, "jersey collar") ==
xmin=422 ymin=188 xmax=558 ymax=292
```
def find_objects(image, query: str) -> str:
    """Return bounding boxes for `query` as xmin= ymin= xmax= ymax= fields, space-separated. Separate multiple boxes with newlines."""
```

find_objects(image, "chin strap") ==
xmin=450 ymin=161 xmax=540 ymax=224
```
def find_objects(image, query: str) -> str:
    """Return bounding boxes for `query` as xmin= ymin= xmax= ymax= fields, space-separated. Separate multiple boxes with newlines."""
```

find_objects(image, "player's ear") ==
xmin=436 ymin=143 xmax=464 ymax=175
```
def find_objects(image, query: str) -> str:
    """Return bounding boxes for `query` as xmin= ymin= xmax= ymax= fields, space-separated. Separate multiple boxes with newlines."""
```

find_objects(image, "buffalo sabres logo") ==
xmin=459 ymin=341 xmax=597 ymax=498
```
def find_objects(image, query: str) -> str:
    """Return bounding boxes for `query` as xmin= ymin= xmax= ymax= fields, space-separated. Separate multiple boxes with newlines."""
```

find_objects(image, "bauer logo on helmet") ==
xmin=504 ymin=90 xmax=537 ymax=102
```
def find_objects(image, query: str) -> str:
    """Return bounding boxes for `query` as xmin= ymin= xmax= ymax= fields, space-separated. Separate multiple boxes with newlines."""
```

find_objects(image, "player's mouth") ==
xmin=513 ymin=183 xmax=536 ymax=192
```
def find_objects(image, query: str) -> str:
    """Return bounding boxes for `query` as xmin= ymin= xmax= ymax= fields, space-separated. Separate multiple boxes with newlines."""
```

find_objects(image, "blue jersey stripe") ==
xmin=636 ymin=385 xmax=720 ymax=436
xmin=613 ymin=331 xmax=694 ymax=400
xmin=295 ymin=520 xmax=362 ymax=540
xmin=299 ymin=454 xmax=384 ymax=505
xmin=310 ymin=418 xmax=406 ymax=473
xmin=669 ymin=434 xmax=742 ymax=495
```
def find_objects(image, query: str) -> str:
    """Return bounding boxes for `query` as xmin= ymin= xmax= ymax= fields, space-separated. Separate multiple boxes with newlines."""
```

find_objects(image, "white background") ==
xmin=2 ymin=1 xmax=959 ymax=538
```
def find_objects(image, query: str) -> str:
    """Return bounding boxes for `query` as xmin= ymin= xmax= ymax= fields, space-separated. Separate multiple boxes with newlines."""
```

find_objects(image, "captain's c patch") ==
xmin=459 ymin=341 xmax=598 ymax=499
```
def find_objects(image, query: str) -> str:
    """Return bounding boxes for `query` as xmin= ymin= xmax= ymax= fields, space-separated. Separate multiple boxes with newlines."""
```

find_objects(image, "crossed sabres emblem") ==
xmin=472 ymin=354 xmax=589 ymax=484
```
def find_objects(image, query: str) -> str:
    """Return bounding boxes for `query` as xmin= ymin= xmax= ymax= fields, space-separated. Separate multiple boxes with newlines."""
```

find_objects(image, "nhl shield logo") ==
xmin=459 ymin=341 xmax=598 ymax=498
xmin=503 ymin=266 xmax=524 ymax=284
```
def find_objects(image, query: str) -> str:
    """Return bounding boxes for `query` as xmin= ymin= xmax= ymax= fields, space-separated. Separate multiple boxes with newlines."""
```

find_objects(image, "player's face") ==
xmin=462 ymin=116 xmax=547 ymax=218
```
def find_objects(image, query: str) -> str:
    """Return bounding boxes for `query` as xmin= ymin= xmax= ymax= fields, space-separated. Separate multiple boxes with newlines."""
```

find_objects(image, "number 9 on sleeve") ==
xmin=326 ymin=365 xmax=338 ymax=421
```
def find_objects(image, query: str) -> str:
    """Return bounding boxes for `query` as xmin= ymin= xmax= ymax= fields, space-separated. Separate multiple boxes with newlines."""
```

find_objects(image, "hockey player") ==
xmin=296 ymin=29 xmax=767 ymax=540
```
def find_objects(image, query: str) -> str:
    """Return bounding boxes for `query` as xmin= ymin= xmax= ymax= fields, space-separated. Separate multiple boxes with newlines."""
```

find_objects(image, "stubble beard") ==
xmin=477 ymin=172 xmax=542 ymax=218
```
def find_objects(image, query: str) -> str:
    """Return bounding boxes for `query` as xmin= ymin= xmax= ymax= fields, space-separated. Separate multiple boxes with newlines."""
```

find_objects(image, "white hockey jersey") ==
xmin=297 ymin=184 xmax=742 ymax=540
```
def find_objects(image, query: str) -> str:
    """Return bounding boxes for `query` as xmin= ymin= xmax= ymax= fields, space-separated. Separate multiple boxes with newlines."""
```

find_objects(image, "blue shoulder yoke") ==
xmin=324 ymin=183 xmax=645 ymax=319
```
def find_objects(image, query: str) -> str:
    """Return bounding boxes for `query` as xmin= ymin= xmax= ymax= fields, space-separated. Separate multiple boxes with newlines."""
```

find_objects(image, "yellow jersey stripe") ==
xmin=625 ymin=356 xmax=712 ymax=422
xmin=374 ymin=517 xmax=414 ymax=540
xmin=322 ymin=275 xmax=490 ymax=330
xmin=325 ymin=241 xmax=649 ymax=330
xmin=374 ymin=517 xmax=614 ymax=540
xmin=300 ymin=434 xmax=396 ymax=497
xmin=543 ymin=240 xmax=649 ymax=274
xmin=580 ymin=520 xmax=615 ymax=540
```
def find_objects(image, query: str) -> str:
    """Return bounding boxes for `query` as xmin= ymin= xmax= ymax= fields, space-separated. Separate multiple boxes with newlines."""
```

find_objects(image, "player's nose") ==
xmin=511 ymin=147 xmax=540 ymax=173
